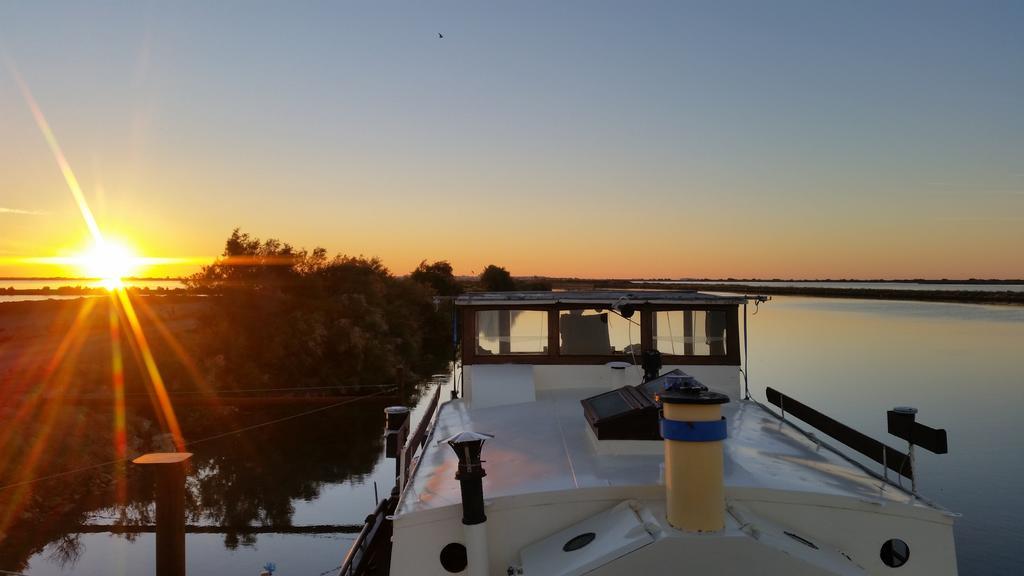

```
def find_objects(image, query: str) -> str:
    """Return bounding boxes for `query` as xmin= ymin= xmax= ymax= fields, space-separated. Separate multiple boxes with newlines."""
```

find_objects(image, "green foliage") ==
xmin=475 ymin=264 xmax=551 ymax=291
xmin=186 ymin=230 xmax=450 ymax=391
xmin=410 ymin=260 xmax=462 ymax=296
xmin=479 ymin=264 xmax=516 ymax=291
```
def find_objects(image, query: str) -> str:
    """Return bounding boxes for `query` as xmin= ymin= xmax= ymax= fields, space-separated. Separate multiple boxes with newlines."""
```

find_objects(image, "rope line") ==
xmin=19 ymin=384 xmax=396 ymax=400
xmin=186 ymin=387 xmax=394 ymax=448
xmin=0 ymin=387 xmax=396 ymax=493
xmin=317 ymin=562 xmax=345 ymax=576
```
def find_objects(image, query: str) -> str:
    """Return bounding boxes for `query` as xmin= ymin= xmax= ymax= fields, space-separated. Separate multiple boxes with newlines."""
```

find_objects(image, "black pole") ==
xmin=133 ymin=452 xmax=193 ymax=576
xmin=444 ymin=432 xmax=492 ymax=525
xmin=451 ymin=301 xmax=460 ymax=400
xmin=455 ymin=450 xmax=486 ymax=524
xmin=384 ymin=406 xmax=411 ymax=486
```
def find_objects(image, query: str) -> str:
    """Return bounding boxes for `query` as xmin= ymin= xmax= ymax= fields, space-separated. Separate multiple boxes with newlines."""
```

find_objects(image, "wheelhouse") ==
xmin=455 ymin=291 xmax=746 ymax=408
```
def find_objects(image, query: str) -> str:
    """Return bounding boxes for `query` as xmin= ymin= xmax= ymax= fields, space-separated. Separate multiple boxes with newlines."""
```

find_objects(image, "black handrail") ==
xmin=407 ymin=384 xmax=442 ymax=457
xmin=337 ymin=381 xmax=447 ymax=576
xmin=337 ymin=498 xmax=391 ymax=576
xmin=765 ymin=387 xmax=913 ymax=480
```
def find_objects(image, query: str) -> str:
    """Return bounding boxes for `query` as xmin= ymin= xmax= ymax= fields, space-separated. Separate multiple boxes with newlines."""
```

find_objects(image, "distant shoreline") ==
xmin=0 ymin=276 xmax=182 ymax=281
xmin=646 ymin=278 xmax=1024 ymax=285
xmin=634 ymin=278 xmax=1019 ymax=284
xmin=623 ymin=282 xmax=1024 ymax=306
xmin=2 ymin=276 xmax=1023 ymax=283
xmin=2 ymin=277 xmax=1024 ymax=306
xmin=1 ymin=287 xmax=189 ymax=296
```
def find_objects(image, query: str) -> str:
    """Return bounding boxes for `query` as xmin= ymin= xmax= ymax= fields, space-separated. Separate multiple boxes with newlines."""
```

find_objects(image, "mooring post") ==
xmin=890 ymin=406 xmax=919 ymax=494
xmin=133 ymin=452 xmax=193 ymax=576
xmin=384 ymin=406 xmax=411 ymax=490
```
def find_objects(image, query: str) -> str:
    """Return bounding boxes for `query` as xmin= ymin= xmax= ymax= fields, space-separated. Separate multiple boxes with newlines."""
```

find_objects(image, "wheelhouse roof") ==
xmin=454 ymin=290 xmax=745 ymax=306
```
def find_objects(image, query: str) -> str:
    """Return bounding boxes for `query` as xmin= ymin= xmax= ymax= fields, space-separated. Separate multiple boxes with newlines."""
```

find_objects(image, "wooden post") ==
xmin=498 ymin=310 xmax=511 ymax=354
xmin=683 ymin=311 xmax=694 ymax=356
xmin=134 ymin=452 xmax=193 ymax=576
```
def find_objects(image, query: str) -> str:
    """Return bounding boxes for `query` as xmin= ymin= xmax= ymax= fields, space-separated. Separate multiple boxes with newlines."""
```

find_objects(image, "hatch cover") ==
xmin=519 ymin=500 xmax=659 ymax=575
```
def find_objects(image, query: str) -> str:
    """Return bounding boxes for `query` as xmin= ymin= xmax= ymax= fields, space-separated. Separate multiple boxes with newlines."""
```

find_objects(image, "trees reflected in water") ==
xmin=8 ymin=399 xmax=397 ymax=570
xmin=183 ymin=403 xmax=388 ymax=548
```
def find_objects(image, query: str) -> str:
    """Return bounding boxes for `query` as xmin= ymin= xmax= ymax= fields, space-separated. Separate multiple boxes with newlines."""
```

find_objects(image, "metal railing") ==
xmin=336 ymin=498 xmax=391 ymax=576
xmin=337 ymin=380 xmax=447 ymax=576
xmin=406 ymin=384 xmax=442 ymax=464
xmin=765 ymin=387 xmax=913 ymax=481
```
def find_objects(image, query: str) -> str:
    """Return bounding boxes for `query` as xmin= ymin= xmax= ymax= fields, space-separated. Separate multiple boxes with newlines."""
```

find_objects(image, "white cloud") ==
xmin=0 ymin=207 xmax=47 ymax=215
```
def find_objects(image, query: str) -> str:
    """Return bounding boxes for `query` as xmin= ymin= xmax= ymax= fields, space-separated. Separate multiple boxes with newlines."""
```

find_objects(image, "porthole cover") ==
xmin=880 ymin=538 xmax=910 ymax=568
xmin=563 ymin=532 xmax=596 ymax=552
xmin=440 ymin=542 xmax=468 ymax=572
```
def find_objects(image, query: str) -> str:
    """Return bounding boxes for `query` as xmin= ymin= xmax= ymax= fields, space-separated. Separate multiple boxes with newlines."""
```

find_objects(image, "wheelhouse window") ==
xmin=653 ymin=309 xmax=729 ymax=356
xmin=475 ymin=310 xmax=548 ymax=355
xmin=559 ymin=309 xmax=640 ymax=355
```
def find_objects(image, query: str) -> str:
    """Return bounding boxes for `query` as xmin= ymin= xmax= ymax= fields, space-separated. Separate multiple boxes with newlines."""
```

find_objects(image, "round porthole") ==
xmin=880 ymin=538 xmax=910 ymax=568
xmin=563 ymin=532 xmax=596 ymax=552
xmin=440 ymin=542 xmax=468 ymax=573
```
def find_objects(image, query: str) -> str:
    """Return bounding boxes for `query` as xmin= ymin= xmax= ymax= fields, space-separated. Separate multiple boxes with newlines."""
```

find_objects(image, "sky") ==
xmin=1 ymin=1 xmax=1022 ymax=279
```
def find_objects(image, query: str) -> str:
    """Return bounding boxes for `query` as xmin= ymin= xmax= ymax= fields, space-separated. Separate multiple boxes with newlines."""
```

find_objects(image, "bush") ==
xmin=186 ymin=230 xmax=450 ymax=392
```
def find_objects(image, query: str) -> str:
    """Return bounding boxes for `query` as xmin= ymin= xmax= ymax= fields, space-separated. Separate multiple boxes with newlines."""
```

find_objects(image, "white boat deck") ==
xmin=397 ymin=388 xmax=925 ymax=517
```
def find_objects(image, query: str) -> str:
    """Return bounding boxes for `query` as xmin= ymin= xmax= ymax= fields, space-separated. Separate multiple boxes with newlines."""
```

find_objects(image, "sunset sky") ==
xmin=1 ymin=1 xmax=1022 ymax=279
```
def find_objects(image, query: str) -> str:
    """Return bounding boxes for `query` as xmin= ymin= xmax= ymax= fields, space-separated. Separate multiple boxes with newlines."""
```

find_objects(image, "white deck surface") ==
xmin=397 ymin=388 xmax=922 ymax=517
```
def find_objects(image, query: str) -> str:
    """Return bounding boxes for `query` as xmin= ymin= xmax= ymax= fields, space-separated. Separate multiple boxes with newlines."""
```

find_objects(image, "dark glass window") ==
xmin=653 ymin=310 xmax=729 ymax=356
xmin=476 ymin=310 xmax=548 ymax=355
xmin=559 ymin=309 xmax=639 ymax=355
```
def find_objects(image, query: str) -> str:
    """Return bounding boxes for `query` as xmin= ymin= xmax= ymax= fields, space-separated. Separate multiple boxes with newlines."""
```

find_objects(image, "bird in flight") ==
xmin=439 ymin=33 xmax=444 ymax=39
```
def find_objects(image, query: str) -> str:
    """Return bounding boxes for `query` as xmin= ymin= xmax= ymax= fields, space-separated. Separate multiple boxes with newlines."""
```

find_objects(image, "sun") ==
xmin=78 ymin=241 xmax=140 ymax=289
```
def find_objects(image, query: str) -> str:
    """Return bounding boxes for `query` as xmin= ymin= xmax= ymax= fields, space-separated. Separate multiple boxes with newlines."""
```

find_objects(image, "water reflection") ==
xmin=779 ymin=296 xmax=1024 ymax=323
xmin=21 ymin=386 xmax=431 ymax=575
xmin=182 ymin=404 xmax=387 ymax=548
xmin=33 ymin=533 xmax=354 ymax=576
xmin=747 ymin=297 xmax=1024 ymax=574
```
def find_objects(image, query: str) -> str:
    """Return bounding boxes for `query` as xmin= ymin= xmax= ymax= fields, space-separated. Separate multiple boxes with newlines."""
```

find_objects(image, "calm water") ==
xmin=16 ymin=297 xmax=1024 ymax=575
xmin=745 ymin=297 xmax=1024 ymax=574
xmin=1 ymin=278 xmax=185 ymax=290
xmin=0 ymin=279 xmax=187 ymax=303
xmin=648 ymin=280 xmax=1024 ymax=292
xmin=18 ymin=383 xmax=444 ymax=576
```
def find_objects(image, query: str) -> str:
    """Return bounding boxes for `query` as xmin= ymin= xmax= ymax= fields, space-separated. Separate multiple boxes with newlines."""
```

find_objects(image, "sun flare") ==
xmin=77 ymin=242 xmax=140 ymax=289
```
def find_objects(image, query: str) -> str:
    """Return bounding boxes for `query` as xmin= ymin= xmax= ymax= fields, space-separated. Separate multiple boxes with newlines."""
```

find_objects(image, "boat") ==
xmin=339 ymin=290 xmax=956 ymax=575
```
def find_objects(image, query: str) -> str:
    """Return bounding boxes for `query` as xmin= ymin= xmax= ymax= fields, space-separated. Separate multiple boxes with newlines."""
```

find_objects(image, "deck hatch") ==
xmin=519 ymin=500 xmax=657 ymax=576
xmin=581 ymin=370 xmax=692 ymax=441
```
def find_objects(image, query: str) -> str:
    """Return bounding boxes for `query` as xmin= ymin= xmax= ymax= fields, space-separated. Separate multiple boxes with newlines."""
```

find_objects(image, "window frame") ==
xmin=460 ymin=303 xmax=740 ymax=366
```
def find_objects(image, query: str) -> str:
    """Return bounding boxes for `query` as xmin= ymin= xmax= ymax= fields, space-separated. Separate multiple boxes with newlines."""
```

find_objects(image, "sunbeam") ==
xmin=115 ymin=290 xmax=185 ymax=451
xmin=4 ymin=57 xmax=103 ymax=245
xmin=0 ymin=304 xmax=94 ymax=536
xmin=0 ymin=299 xmax=97 ymax=461
xmin=5 ymin=56 xmax=187 ymax=456
xmin=109 ymin=294 xmax=128 ymax=505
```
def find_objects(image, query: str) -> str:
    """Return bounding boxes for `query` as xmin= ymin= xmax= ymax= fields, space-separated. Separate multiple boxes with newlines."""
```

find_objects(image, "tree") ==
xmin=184 ymin=228 xmax=315 ymax=293
xmin=185 ymin=230 xmax=450 ymax=392
xmin=410 ymin=260 xmax=462 ymax=296
xmin=480 ymin=264 xmax=515 ymax=291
